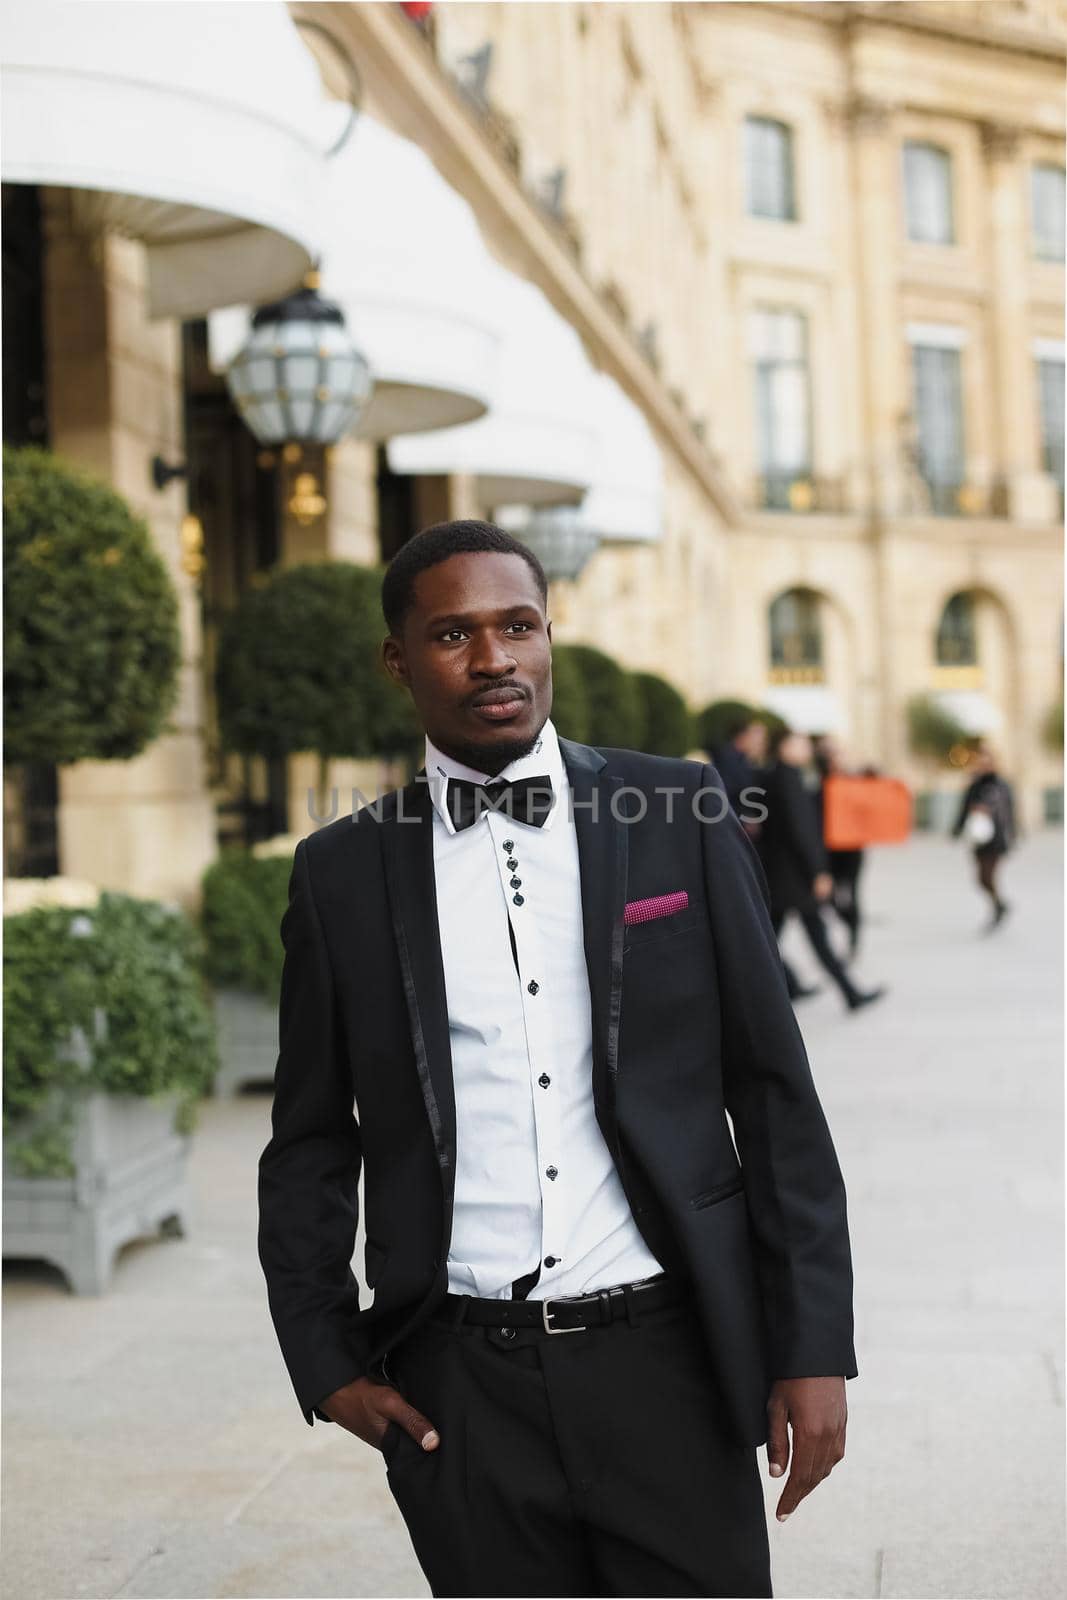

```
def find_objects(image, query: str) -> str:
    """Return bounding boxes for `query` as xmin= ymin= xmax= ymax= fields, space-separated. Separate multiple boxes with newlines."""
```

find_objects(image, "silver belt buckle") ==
xmin=542 ymin=1297 xmax=586 ymax=1335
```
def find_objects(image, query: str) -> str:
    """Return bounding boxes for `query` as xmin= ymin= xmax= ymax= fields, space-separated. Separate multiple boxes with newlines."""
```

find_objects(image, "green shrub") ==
xmin=216 ymin=563 xmax=418 ymax=795
xmin=631 ymin=671 xmax=693 ymax=756
xmin=200 ymin=850 xmax=292 ymax=1006
xmin=906 ymin=693 xmax=969 ymax=764
xmin=549 ymin=646 xmax=591 ymax=743
xmin=3 ymin=445 xmax=181 ymax=765
xmin=695 ymin=699 xmax=785 ymax=754
xmin=1043 ymin=698 xmax=1064 ymax=753
xmin=552 ymin=643 xmax=642 ymax=748
xmin=3 ymin=893 xmax=219 ymax=1176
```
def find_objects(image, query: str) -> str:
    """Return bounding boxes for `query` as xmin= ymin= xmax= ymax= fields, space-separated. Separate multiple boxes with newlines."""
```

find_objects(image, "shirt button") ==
xmin=544 ymin=1256 xmax=557 ymax=1268
xmin=538 ymin=1073 xmax=550 ymax=1087
xmin=527 ymin=980 xmax=540 ymax=995
xmin=545 ymin=1166 xmax=558 ymax=1180
xmin=510 ymin=876 xmax=522 ymax=889
xmin=502 ymin=839 xmax=514 ymax=853
xmin=506 ymin=858 xmax=518 ymax=871
xmin=513 ymin=893 xmax=525 ymax=906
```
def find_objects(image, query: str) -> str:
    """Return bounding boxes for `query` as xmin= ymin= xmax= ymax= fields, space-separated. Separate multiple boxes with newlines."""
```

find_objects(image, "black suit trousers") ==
xmin=379 ymin=1294 xmax=773 ymax=1598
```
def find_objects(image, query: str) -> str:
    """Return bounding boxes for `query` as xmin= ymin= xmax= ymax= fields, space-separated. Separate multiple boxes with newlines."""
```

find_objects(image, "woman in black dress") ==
xmin=951 ymin=742 xmax=1017 ymax=929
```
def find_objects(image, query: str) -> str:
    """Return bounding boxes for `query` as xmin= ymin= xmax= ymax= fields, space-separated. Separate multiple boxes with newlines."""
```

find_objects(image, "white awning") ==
xmin=935 ymin=690 xmax=1003 ymax=735
xmin=0 ymin=1 xmax=327 ymax=318
xmin=580 ymin=373 xmax=663 ymax=543
xmin=208 ymin=115 xmax=504 ymax=439
xmin=387 ymin=268 xmax=598 ymax=502
xmin=763 ymin=685 xmax=844 ymax=735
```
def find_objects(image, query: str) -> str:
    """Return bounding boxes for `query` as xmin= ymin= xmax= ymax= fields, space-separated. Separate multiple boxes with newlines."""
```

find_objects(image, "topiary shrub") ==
xmin=906 ymin=693 xmax=969 ymax=765
xmin=549 ymin=645 xmax=591 ymax=743
xmin=631 ymin=671 xmax=693 ymax=757
xmin=3 ymin=892 xmax=219 ymax=1176
xmin=3 ymin=445 xmax=182 ymax=765
xmin=1043 ymin=698 xmax=1064 ymax=754
xmin=552 ymin=643 xmax=642 ymax=748
xmin=695 ymin=699 xmax=758 ymax=755
xmin=200 ymin=849 xmax=292 ymax=1007
xmin=215 ymin=561 xmax=420 ymax=798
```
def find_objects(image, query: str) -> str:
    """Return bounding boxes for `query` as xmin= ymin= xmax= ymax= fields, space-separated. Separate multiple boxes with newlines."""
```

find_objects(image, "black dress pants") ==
xmin=378 ymin=1294 xmax=772 ymax=1598
xmin=773 ymin=904 xmax=860 ymax=1006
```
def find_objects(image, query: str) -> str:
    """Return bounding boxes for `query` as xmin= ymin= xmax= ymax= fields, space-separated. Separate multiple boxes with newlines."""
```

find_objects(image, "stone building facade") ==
xmin=3 ymin=1 xmax=1063 ymax=900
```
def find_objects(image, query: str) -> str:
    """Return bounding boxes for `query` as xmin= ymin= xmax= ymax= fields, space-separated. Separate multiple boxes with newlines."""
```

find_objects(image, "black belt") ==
xmin=437 ymin=1272 xmax=684 ymax=1335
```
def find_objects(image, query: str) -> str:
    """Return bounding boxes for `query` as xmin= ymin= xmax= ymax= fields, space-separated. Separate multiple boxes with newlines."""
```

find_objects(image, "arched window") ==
xmin=935 ymin=592 xmax=978 ymax=667
xmin=744 ymin=116 xmax=796 ymax=221
xmin=769 ymin=587 xmax=823 ymax=676
xmin=903 ymin=141 xmax=955 ymax=245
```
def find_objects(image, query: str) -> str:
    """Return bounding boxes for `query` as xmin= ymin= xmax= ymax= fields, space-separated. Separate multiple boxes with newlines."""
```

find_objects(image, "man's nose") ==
xmin=470 ymin=634 xmax=517 ymax=677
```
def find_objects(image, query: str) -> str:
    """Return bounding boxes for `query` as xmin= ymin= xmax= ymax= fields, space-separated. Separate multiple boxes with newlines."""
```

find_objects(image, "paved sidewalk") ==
xmin=2 ymin=831 xmax=1063 ymax=1599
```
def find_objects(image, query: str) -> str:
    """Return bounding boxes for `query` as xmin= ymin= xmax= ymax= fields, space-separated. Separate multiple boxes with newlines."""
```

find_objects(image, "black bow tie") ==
xmin=447 ymin=774 xmax=555 ymax=832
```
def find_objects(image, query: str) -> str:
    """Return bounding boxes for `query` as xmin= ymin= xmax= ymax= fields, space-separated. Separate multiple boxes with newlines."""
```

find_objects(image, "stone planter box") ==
xmin=212 ymin=988 xmax=277 ymax=1096
xmin=3 ymin=1089 xmax=191 ymax=1294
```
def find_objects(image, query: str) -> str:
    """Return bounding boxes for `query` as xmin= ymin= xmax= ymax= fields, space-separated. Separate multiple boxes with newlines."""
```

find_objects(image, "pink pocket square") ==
xmin=623 ymin=890 xmax=689 ymax=926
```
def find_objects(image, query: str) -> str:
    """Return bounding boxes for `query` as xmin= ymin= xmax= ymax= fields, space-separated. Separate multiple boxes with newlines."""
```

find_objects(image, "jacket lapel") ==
xmin=379 ymin=739 xmax=628 ymax=1192
xmin=559 ymin=739 xmax=628 ymax=1141
xmin=380 ymin=772 xmax=457 ymax=1208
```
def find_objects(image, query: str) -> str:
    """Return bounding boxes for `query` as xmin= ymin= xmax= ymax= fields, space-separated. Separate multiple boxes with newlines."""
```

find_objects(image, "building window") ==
xmin=1031 ymin=164 xmax=1065 ymax=262
xmin=936 ymin=592 xmax=978 ymax=668
xmin=1037 ymin=355 xmax=1065 ymax=506
xmin=769 ymin=588 xmax=823 ymax=677
xmin=911 ymin=341 xmax=965 ymax=514
xmin=750 ymin=309 xmax=812 ymax=509
xmin=744 ymin=116 xmax=796 ymax=221
xmin=902 ymin=141 xmax=955 ymax=245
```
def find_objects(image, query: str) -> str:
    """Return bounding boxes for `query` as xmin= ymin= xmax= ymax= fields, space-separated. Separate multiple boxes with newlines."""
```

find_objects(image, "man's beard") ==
xmin=446 ymin=718 xmax=547 ymax=777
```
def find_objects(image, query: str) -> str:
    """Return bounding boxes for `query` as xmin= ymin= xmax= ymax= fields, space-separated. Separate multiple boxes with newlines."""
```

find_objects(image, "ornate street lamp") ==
xmin=514 ymin=506 xmax=601 ymax=583
xmin=224 ymin=273 xmax=373 ymax=446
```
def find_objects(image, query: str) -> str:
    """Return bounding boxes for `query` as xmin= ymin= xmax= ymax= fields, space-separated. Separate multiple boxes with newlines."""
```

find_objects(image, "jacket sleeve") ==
xmin=699 ymin=764 xmax=858 ymax=1381
xmin=782 ymin=765 xmax=829 ymax=882
xmin=258 ymin=837 xmax=370 ymax=1424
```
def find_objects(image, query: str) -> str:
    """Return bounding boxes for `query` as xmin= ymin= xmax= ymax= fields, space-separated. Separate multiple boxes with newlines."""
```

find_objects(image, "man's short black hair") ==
xmin=726 ymin=714 xmax=757 ymax=742
xmin=381 ymin=519 xmax=549 ymax=636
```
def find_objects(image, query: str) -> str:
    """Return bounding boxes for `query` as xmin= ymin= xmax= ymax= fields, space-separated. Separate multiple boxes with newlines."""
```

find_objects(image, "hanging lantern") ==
xmin=225 ymin=276 xmax=373 ymax=446
xmin=515 ymin=506 xmax=601 ymax=583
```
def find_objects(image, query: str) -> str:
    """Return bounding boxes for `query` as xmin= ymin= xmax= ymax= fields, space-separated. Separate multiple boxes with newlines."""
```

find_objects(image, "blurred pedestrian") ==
xmin=813 ymin=735 xmax=866 ymax=960
xmin=951 ymin=742 xmax=1017 ymax=930
xmin=712 ymin=713 xmax=768 ymax=839
xmin=760 ymin=727 xmax=886 ymax=1013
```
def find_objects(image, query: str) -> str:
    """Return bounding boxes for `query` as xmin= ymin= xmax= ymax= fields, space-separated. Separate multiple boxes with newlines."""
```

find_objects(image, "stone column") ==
xmin=846 ymin=95 xmax=904 ymax=522
xmin=980 ymin=120 xmax=1058 ymax=523
xmin=42 ymin=195 xmax=216 ymax=910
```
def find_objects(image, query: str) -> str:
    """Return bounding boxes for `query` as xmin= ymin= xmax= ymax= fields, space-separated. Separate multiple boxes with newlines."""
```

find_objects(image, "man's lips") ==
xmin=469 ymin=688 xmax=528 ymax=720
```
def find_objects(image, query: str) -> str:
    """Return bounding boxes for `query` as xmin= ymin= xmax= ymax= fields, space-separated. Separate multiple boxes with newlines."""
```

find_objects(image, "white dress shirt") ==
xmin=424 ymin=716 xmax=664 ymax=1301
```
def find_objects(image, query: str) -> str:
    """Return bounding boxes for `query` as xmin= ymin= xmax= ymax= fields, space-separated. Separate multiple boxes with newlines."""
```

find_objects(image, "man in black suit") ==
xmin=258 ymin=520 xmax=856 ymax=1598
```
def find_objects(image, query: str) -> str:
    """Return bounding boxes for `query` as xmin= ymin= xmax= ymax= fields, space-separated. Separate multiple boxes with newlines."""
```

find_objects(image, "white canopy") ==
xmin=387 ymin=268 xmax=598 ymax=502
xmin=580 ymin=373 xmax=663 ymax=543
xmin=0 ymin=1 xmax=326 ymax=318
xmin=209 ymin=115 xmax=504 ymax=439
xmin=935 ymin=689 xmax=1003 ymax=736
xmin=763 ymin=685 xmax=845 ymax=735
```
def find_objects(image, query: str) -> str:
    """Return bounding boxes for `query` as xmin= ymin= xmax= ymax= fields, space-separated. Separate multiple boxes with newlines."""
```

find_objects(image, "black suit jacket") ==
xmin=258 ymin=738 xmax=857 ymax=1449
xmin=756 ymin=761 xmax=830 ymax=917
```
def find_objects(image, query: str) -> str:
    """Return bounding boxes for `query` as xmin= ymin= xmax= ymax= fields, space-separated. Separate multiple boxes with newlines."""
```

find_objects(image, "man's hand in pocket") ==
xmin=320 ymin=1376 xmax=440 ymax=1454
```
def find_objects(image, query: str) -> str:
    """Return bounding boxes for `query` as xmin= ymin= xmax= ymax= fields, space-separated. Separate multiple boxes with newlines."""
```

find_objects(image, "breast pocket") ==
xmin=623 ymin=904 xmax=705 ymax=952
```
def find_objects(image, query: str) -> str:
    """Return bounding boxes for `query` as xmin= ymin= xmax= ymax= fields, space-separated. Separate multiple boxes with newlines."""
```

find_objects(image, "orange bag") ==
xmin=823 ymin=775 xmax=913 ymax=850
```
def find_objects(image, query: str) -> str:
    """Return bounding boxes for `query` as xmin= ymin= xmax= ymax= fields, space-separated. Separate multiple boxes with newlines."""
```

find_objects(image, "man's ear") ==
xmin=381 ymin=637 xmax=408 ymax=687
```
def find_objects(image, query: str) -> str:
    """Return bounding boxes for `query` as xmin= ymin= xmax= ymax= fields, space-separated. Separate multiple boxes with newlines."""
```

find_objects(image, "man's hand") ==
xmin=766 ymin=1376 xmax=846 ymax=1521
xmin=813 ymin=872 xmax=834 ymax=902
xmin=320 ymin=1375 xmax=440 ymax=1454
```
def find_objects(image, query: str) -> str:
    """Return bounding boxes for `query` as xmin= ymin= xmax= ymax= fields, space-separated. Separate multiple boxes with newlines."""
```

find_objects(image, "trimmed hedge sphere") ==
xmin=551 ymin=643 xmax=642 ymax=749
xmin=3 ymin=446 xmax=182 ymax=765
xmin=631 ymin=671 xmax=693 ymax=757
xmin=548 ymin=644 xmax=591 ymax=743
xmin=215 ymin=561 xmax=420 ymax=764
